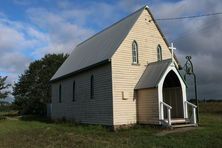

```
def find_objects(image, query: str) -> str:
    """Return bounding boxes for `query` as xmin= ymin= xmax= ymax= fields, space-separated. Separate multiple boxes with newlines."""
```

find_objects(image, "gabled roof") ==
xmin=135 ymin=59 xmax=172 ymax=90
xmin=50 ymin=5 xmax=179 ymax=82
xmin=50 ymin=6 xmax=146 ymax=81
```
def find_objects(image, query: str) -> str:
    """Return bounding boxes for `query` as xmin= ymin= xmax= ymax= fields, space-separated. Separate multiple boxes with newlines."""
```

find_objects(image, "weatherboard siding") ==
xmin=137 ymin=88 xmax=159 ymax=124
xmin=111 ymin=9 xmax=172 ymax=125
xmin=51 ymin=63 xmax=113 ymax=125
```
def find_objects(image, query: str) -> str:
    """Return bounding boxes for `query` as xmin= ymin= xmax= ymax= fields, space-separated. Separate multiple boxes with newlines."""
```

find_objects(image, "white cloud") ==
xmin=0 ymin=13 xmax=46 ymax=87
xmin=26 ymin=7 xmax=96 ymax=57
xmin=0 ymin=25 xmax=25 ymax=50
xmin=0 ymin=15 xmax=49 ymax=52
xmin=0 ymin=52 xmax=31 ymax=73
xmin=27 ymin=27 xmax=49 ymax=41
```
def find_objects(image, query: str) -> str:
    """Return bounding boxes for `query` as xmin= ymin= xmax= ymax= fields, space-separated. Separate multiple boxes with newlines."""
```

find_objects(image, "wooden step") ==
xmin=160 ymin=118 xmax=197 ymax=128
xmin=171 ymin=118 xmax=187 ymax=124
xmin=172 ymin=124 xmax=197 ymax=128
xmin=163 ymin=118 xmax=190 ymax=124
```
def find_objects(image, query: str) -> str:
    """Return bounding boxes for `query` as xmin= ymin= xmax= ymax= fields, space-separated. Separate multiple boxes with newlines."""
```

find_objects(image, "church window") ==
xmin=132 ymin=41 xmax=139 ymax=64
xmin=157 ymin=45 xmax=162 ymax=61
xmin=59 ymin=84 xmax=62 ymax=103
xmin=90 ymin=75 xmax=94 ymax=99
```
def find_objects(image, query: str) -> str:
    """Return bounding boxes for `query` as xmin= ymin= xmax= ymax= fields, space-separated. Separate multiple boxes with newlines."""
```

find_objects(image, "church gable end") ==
xmin=111 ymin=7 xmax=172 ymax=125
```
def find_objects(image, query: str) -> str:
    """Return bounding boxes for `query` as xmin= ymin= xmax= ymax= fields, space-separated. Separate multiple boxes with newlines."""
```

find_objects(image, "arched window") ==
xmin=59 ymin=84 xmax=62 ymax=103
xmin=132 ymin=41 xmax=139 ymax=64
xmin=72 ymin=81 xmax=75 ymax=102
xmin=157 ymin=45 xmax=162 ymax=61
xmin=90 ymin=75 xmax=94 ymax=99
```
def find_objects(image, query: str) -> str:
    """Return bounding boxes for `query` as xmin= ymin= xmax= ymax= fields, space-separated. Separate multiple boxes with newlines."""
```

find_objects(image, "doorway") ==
xmin=163 ymin=70 xmax=183 ymax=118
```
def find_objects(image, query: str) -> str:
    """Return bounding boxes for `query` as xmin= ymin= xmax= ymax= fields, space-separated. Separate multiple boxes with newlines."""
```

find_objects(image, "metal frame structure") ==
xmin=183 ymin=56 xmax=199 ymax=123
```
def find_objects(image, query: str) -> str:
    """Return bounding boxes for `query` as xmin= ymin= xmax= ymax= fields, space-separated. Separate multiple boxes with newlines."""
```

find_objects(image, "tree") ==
xmin=13 ymin=53 xmax=68 ymax=115
xmin=0 ymin=76 xmax=10 ymax=99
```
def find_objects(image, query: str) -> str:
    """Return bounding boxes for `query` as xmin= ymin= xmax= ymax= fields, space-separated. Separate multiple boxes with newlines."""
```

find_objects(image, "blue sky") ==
xmin=1 ymin=0 xmax=222 ymax=101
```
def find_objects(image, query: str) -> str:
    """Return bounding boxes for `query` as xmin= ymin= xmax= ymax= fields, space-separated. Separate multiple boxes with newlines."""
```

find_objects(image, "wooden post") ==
xmin=168 ymin=108 xmax=171 ymax=126
xmin=160 ymin=102 xmax=163 ymax=120
xmin=184 ymin=101 xmax=188 ymax=118
xmin=193 ymin=107 xmax=196 ymax=124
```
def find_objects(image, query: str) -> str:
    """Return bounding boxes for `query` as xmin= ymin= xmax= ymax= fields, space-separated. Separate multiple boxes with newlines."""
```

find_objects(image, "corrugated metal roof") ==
xmin=135 ymin=59 xmax=172 ymax=89
xmin=50 ymin=6 xmax=147 ymax=81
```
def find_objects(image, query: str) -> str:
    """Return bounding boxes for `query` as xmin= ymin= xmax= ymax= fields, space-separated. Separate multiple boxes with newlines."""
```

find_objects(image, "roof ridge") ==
xmin=76 ymin=5 xmax=147 ymax=47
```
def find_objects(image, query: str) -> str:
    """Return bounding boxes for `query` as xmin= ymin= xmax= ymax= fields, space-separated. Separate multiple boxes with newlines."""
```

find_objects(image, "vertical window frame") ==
xmin=157 ymin=44 xmax=162 ymax=61
xmin=59 ymin=84 xmax=62 ymax=103
xmin=72 ymin=80 xmax=75 ymax=102
xmin=90 ymin=75 xmax=94 ymax=99
xmin=132 ymin=41 xmax=139 ymax=64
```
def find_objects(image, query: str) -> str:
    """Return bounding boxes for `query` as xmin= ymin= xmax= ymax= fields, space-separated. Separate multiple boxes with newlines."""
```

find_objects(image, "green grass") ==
xmin=0 ymin=102 xmax=221 ymax=148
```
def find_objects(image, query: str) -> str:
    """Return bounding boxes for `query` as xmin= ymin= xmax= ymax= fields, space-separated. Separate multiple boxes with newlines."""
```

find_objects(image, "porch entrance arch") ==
xmin=135 ymin=59 xmax=189 ymax=124
xmin=162 ymin=70 xmax=183 ymax=118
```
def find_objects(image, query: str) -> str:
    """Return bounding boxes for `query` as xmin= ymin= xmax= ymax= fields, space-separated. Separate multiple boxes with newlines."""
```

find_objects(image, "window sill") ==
xmin=132 ymin=63 xmax=140 ymax=66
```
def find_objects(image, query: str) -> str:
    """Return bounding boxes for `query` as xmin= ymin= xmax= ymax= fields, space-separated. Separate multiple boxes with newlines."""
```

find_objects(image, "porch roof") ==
xmin=135 ymin=59 xmax=172 ymax=90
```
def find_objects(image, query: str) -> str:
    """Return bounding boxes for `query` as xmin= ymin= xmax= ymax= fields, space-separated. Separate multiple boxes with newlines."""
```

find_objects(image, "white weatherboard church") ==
xmin=50 ymin=5 xmax=197 ymax=129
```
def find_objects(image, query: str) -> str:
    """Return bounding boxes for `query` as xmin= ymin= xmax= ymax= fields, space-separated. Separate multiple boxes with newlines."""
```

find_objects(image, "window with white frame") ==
xmin=132 ymin=41 xmax=139 ymax=64
xmin=157 ymin=44 xmax=162 ymax=61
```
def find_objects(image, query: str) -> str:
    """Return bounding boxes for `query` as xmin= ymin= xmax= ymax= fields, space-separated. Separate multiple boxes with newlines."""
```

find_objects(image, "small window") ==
xmin=72 ymin=81 xmax=75 ymax=102
xmin=59 ymin=84 xmax=62 ymax=103
xmin=90 ymin=75 xmax=94 ymax=99
xmin=157 ymin=45 xmax=162 ymax=61
xmin=132 ymin=41 xmax=139 ymax=64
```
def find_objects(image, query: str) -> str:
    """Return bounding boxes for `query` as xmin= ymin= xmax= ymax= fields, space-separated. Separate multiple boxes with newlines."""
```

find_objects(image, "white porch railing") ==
xmin=185 ymin=101 xmax=197 ymax=124
xmin=160 ymin=101 xmax=172 ymax=126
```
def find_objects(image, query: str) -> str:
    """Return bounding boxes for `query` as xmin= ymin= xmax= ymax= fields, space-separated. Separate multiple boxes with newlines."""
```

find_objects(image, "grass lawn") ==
xmin=0 ymin=102 xmax=221 ymax=148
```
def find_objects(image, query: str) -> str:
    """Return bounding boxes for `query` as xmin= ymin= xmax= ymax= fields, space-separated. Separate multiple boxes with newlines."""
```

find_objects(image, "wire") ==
xmin=155 ymin=12 xmax=222 ymax=21
xmin=170 ymin=17 xmax=221 ymax=42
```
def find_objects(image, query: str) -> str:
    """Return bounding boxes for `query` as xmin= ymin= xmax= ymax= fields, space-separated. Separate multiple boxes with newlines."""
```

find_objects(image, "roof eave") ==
xmin=50 ymin=59 xmax=111 ymax=83
xmin=134 ymin=86 xmax=157 ymax=90
xmin=145 ymin=7 xmax=181 ymax=67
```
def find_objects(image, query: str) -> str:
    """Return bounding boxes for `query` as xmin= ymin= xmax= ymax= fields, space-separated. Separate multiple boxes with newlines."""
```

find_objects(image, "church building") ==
xmin=50 ymin=5 xmax=197 ymax=129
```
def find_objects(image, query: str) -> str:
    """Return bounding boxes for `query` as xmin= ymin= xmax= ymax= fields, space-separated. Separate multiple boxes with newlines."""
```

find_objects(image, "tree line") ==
xmin=0 ymin=54 xmax=68 ymax=115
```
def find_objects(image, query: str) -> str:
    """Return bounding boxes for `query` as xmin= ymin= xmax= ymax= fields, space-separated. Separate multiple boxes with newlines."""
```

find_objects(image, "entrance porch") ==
xmin=135 ymin=59 xmax=197 ymax=127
